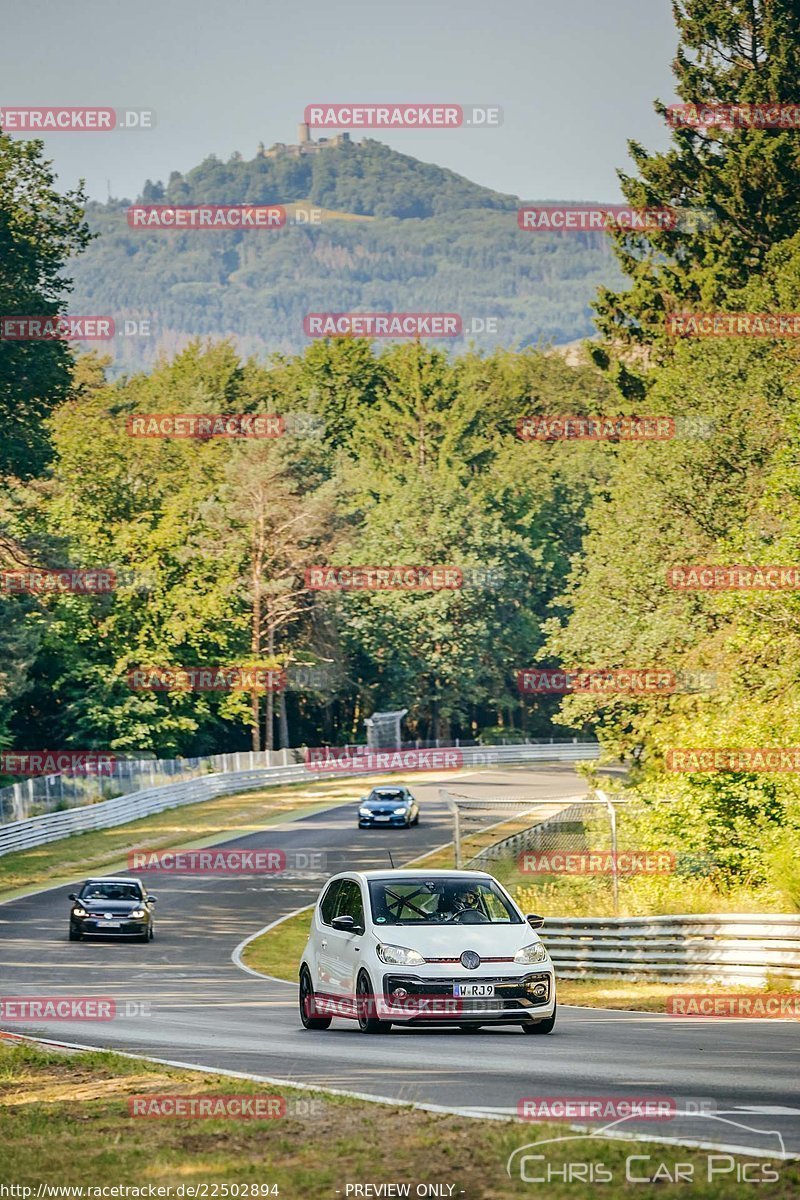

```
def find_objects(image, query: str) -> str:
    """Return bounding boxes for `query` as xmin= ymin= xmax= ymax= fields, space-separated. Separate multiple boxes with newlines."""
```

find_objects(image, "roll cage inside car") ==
xmin=369 ymin=878 xmax=521 ymax=925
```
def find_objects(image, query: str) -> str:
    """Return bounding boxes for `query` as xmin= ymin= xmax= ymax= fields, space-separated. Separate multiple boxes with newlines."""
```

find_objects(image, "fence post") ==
xmin=12 ymin=782 xmax=25 ymax=822
xmin=453 ymin=803 xmax=462 ymax=869
xmin=595 ymin=789 xmax=618 ymax=916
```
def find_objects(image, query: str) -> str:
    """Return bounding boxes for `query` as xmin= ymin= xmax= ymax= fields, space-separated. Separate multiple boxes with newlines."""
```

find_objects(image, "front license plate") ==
xmin=374 ymin=815 xmax=391 ymax=822
xmin=98 ymin=920 xmax=121 ymax=927
xmin=454 ymin=983 xmax=495 ymax=998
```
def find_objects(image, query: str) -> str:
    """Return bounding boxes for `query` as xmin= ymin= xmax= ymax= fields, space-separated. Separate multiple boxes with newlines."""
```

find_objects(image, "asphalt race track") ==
xmin=1 ymin=764 xmax=799 ymax=1161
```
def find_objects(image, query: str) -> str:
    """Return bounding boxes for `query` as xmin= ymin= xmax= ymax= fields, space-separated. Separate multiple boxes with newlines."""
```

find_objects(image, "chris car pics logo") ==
xmin=507 ymin=1113 xmax=789 ymax=1183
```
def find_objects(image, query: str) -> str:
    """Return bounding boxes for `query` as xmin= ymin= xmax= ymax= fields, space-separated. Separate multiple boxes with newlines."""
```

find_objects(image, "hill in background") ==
xmin=69 ymin=136 xmax=624 ymax=372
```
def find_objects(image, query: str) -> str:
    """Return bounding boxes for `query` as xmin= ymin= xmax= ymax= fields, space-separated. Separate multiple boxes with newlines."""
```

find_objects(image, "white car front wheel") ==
xmin=522 ymin=1000 xmax=557 ymax=1034
xmin=356 ymin=971 xmax=391 ymax=1034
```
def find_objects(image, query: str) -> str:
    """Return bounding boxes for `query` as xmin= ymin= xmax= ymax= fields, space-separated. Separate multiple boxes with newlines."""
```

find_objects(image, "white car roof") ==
xmin=352 ymin=869 xmax=494 ymax=882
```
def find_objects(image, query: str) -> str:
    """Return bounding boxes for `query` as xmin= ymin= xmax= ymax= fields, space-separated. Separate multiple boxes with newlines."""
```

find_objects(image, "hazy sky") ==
xmin=1 ymin=0 xmax=678 ymax=203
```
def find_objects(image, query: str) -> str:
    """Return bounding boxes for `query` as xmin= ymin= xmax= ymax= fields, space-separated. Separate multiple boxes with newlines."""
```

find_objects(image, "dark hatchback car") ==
xmin=358 ymin=786 xmax=419 ymax=828
xmin=68 ymin=876 xmax=157 ymax=942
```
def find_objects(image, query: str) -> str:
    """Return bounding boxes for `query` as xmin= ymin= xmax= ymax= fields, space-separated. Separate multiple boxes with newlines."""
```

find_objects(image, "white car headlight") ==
xmin=514 ymin=942 xmax=549 ymax=964
xmin=376 ymin=943 xmax=426 ymax=966
xmin=359 ymin=808 xmax=371 ymax=816
xmin=73 ymin=907 xmax=88 ymax=917
xmin=393 ymin=806 xmax=408 ymax=814
xmin=130 ymin=909 xmax=146 ymax=918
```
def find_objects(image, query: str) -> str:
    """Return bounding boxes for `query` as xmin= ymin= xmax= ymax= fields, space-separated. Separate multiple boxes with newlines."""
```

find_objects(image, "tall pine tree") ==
xmin=594 ymin=0 xmax=800 ymax=355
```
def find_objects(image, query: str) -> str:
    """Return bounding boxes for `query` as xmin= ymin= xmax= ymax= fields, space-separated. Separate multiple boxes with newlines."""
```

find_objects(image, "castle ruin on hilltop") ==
xmin=257 ymin=124 xmax=352 ymax=159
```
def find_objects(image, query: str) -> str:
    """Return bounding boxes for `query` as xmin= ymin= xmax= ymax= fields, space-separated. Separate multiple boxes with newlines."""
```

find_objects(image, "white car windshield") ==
xmin=368 ymin=877 xmax=521 ymax=925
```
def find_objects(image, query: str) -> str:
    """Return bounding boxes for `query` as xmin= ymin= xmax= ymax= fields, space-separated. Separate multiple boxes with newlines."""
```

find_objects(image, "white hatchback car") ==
xmin=298 ymin=869 xmax=556 ymax=1034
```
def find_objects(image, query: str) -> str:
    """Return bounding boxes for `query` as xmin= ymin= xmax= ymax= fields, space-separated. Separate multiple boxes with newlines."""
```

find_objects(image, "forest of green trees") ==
xmin=2 ymin=1 xmax=800 ymax=903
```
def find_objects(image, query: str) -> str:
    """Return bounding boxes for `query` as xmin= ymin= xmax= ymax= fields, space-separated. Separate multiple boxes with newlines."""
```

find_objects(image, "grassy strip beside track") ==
xmin=0 ymin=777 xmax=369 ymax=899
xmin=1 ymin=1040 xmax=796 ymax=1197
xmin=242 ymin=908 xmax=315 ymax=979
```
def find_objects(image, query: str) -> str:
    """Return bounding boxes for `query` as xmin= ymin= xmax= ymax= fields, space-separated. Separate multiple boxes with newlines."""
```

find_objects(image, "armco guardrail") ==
xmin=0 ymin=741 xmax=600 ymax=857
xmin=0 ymin=748 xmax=298 ymax=823
xmin=0 ymin=737 xmax=596 ymax=823
xmin=540 ymin=914 xmax=800 ymax=985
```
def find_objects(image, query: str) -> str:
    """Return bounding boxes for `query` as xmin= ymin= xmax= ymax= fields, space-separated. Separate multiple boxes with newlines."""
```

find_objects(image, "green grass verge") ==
xmin=242 ymin=908 xmax=313 ymax=979
xmin=554 ymin=978 xmax=799 ymax=1012
xmin=0 ymin=777 xmax=369 ymax=899
xmin=1 ymin=1040 xmax=795 ymax=1197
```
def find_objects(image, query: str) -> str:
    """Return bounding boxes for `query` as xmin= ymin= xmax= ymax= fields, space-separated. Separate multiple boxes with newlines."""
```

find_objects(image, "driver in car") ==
xmin=443 ymin=886 xmax=481 ymax=916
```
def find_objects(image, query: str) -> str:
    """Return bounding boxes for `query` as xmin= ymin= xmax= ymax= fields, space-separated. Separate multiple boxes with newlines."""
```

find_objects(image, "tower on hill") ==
xmin=259 ymin=126 xmax=352 ymax=159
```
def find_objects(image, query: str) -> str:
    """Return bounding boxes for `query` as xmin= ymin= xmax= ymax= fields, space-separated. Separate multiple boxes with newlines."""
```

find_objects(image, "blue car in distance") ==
xmin=358 ymin=785 xmax=420 ymax=828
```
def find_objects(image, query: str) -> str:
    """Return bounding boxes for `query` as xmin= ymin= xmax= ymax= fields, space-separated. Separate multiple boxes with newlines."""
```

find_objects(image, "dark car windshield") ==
xmin=368 ymin=877 xmax=521 ymax=925
xmin=80 ymin=883 xmax=142 ymax=902
xmin=367 ymin=790 xmax=406 ymax=803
